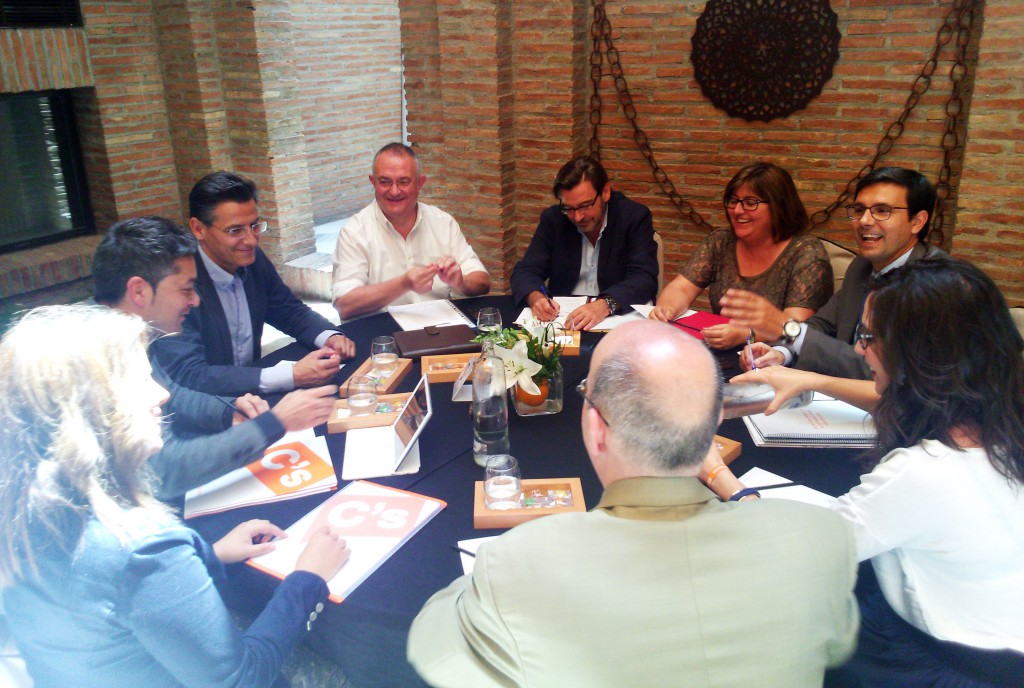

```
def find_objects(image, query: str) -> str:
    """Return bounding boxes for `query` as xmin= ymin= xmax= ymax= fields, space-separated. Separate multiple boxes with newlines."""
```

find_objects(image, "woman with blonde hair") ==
xmin=0 ymin=305 xmax=350 ymax=688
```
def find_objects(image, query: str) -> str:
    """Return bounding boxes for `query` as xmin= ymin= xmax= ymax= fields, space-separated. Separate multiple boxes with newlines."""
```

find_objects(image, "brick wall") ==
xmin=400 ymin=0 xmax=1024 ymax=305
xmin=290 ymin=0 xmax=403 ymax=224
xmin=953 ymin=0 xmax=1024 ymax=306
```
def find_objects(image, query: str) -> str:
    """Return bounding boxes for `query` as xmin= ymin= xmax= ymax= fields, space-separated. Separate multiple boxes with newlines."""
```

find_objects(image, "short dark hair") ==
xmin=868 ymin=257 xmax=1024 ymax=484
xmin=855 ymin=166 xmax=936 ymax=243
xmin=372 ymin=142 xmax=421 ymax=176
xmin=93 ymin=217 xmax=196 ymax=305
xmin=723 ymin=162 xmax=808 ymax=242
xmin=552 ymin=155 xmax=609 ymax=198
xmin=188 ymin=171 xmax=258 ymax=225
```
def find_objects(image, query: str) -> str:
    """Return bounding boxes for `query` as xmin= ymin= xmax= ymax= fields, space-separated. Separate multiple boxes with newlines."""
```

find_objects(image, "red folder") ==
xmin=669 ymin=311 xmax=730 ymax=340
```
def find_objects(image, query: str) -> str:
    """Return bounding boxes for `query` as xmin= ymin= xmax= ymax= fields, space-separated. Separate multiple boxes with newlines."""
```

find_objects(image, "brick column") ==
xmin=953 ymin=0 xmax=1024 ymax=306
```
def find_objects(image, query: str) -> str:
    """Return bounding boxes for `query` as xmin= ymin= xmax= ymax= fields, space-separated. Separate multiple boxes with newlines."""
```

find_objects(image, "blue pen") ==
xmin=539 ymin=285 xmax=558 ymax=316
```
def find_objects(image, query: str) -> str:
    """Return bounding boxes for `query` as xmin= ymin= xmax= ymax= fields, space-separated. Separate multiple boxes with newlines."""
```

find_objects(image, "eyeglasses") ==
xmin=725 ymin=196 xmax=768 ymax=211
xmin=374 ymin=177 xmax=416 ymax=190
xmin=576 ymin=377 xmax=611 ymax=428
xmin=209 ymin=219 xmax=267 ymax=239
xmin=560 ymin=192 xmax=601 ymax=216
xmin=845 ymin=204 xmax=908 ymax=221
xmin=854 ymin=322 xmax=875 ymax=348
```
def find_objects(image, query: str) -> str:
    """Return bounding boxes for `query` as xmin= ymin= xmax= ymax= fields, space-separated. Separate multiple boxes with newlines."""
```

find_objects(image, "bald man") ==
xmin=407 ymin=320 xmax=859 ymax=687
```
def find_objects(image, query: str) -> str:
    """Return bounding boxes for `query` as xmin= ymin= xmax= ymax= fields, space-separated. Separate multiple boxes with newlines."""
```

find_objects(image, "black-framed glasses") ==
xmin=845 ymin=204 xmax=908 ymax=221
xmin=560 ymin=192 xmax=601 ymax=216
xmin=576 ymin=377 xmax=610 ymax=428
xmin=209 ymin=218 xmax=267 ymax=239
xmin=854 ymin=322 xmax=875 ymax=348
xmin=725 ymin=196 xmax=768 ymax=211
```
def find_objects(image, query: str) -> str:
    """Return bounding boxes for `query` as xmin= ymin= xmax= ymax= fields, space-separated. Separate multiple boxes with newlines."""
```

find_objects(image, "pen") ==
xmin=216 ymin=396 xmax=242 ymax=415
xmin=746 ymin=331 xmax=757 ymax=371
xmin=450 ymin=544 xmax=476 ymax=558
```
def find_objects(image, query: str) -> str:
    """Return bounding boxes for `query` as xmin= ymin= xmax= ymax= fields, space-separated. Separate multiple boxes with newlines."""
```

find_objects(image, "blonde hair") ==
xmin=0 ymin=305 xmax=167 ymax=585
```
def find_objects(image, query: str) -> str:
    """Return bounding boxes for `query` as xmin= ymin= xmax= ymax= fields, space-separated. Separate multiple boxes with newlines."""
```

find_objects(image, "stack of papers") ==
xmin=184 ymin=429 xmax=337 ymax=518
xmin=388 ymin=299 xmax=474 ymax=331
xmin=249 ymin=481 xmax=446 ymax=602
xmin=737 ymin=468 xmax=838 ymax=509
xmin=514 ymin=296 xmax=647 ymax=331
xmin=742 ymin=397 xmax=875 ymax=448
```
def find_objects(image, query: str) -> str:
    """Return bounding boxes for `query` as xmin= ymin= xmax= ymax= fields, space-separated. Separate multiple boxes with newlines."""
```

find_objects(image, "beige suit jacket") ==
xmin=408 ymin=477 xmax=858 ymax=687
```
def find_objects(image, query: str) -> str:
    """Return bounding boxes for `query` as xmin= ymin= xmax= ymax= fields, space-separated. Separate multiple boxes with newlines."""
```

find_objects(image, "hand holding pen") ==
xmin=528 ymin=287 xmax=560 ymax=322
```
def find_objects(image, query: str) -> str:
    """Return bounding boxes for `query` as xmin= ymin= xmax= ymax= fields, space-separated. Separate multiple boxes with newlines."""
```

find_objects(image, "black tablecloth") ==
xmin=185 ymin=295 xmax=867 ymax=688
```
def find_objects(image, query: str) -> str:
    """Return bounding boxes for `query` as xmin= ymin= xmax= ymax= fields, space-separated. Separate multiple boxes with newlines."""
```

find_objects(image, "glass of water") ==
xmin=484 ymin=454 xmax=521 ymax=510
xmin=370 ymin=335 xmax=399 ymax=378
xmin=346 ymin=375 xmax=378 ymax=415
xmin=476 ymin=307 xmax=502 ymax=334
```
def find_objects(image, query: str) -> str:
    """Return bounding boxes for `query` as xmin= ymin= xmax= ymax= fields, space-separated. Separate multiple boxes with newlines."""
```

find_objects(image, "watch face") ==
xmin=784 ymin=319 xmax=801 ymax=339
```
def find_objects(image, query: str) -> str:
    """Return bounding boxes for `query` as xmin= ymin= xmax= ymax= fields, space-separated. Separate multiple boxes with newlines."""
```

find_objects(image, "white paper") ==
xmin=743 ymin=398 xmax=875 ymax=447
xmin=759 ymin=484 xmax=838 ymax=510
xmin=388 ymin=299 xmax=474 ymax=331
xmin=513 ymin=299 xmax=645 ymax=332
xmin=737 ymin=467 xmax=794 ymax=488
xmin=629 ymin=304 xmax=655 ymax=318
xmin=456 ymin=536 xmax=498 ymax=574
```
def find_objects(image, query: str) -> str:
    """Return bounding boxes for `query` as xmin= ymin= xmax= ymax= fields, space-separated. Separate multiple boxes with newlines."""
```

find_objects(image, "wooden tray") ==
xmin=327 ymin=392 xmax=411 ymax=433
xmin=339 ymin=356 xmax=412 ymax=397
xmin=715 ymin=434 xmax=742 ymax=464
xmin=473 ymin=477 xmax=585 ymax=529
xmin=557 ymin=330 xmax=581 ymax=357
xmin=422 ymin=352 xmax=477 ymax=382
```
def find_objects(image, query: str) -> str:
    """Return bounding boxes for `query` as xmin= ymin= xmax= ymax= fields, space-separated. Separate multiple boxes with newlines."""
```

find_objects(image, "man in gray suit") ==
xmin=407 ymin=319 xmax=858 ymax=688
xmin=723 ymin=166 xmax=945 ymax=379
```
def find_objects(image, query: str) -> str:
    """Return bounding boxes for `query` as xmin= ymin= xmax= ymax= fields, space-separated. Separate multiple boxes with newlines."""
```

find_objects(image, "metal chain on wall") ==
xmin=588 ymin=0 xmax=980 ymax=242
xmin=589 ymin=0 xmax=714 ymax=232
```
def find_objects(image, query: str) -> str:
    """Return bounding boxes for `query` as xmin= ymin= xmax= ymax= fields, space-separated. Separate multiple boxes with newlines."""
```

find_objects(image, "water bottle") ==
xmin=721 ymin=382 xmax=813 ymax=419
xmin=473 ymin=340 xmax=510 ymax=466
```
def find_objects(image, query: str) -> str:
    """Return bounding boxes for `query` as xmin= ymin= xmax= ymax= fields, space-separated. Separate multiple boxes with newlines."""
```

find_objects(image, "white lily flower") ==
xmin=493 ymin=340 xmax=543 ymax=395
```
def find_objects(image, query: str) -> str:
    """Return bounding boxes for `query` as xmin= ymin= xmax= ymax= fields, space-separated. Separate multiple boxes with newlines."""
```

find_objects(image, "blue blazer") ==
xmin=510 ymin=191 xmax=659 ymax=311
xmin=152 ymin=247 xmax=342 ymax=396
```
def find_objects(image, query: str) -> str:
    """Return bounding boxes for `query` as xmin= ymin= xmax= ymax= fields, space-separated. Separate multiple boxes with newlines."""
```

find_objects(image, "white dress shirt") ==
xmin=331 ymin=200 xmax=487 ymax=316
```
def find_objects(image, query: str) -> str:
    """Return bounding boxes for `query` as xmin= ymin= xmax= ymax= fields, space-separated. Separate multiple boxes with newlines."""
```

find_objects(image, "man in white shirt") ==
xmin=331 ymin=143 xmax=490 ymax=320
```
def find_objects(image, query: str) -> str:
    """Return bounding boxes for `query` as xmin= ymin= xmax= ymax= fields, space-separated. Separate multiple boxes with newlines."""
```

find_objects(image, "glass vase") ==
xmin=510 ymin=363 xmax=563 ymax=416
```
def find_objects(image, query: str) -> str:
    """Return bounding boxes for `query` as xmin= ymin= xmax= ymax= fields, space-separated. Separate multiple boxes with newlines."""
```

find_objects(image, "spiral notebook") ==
xmin=388 ymin=299 xmax=474 ymax=331
xmin=742 ymin=396 xmax=875 ymax=448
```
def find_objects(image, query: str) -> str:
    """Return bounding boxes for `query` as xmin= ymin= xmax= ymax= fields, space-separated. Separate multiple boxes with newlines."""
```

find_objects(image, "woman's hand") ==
xmin=731 ymin=366 xmax=818 ymax=415
xmin=294 ymin=526 xmax=351 ymax=582
xmin=701 ymin=323 xmax=749 ymax=350
xmin=648 ymin=305 xmax=677 ymax=322
xmin=213 ymin=519 xmax=287 ymax=564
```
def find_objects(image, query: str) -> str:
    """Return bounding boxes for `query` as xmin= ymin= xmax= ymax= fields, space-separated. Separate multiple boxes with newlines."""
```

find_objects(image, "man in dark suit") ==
xmin=152 ymin=171 xmax=355 ymax=396
xmin=94 ymin=216 xmax=338 ymax=498
xmin=724 ymin=167 xmax=946 ymax=379
xmin=510 ymin=155 xmax=659 ymax=331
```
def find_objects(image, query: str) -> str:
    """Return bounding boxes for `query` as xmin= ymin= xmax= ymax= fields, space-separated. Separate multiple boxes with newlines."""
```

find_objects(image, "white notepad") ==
xmin=388 ymin=299 xmax=474 ymax=331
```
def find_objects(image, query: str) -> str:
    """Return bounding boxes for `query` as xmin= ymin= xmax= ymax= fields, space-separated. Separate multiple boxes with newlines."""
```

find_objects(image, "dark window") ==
xmin=0 ymin=1 xmax=82 ymax=28
xmin=0 ymin=90 xmax=93 ymax=253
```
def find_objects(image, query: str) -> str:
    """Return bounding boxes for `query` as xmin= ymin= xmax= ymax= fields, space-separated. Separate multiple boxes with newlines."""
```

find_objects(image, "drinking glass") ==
xmin=477 ymin=307 xmax=502 ymax=334
xmin=484 ymin=454 xmax=521 ymax=510
xmin=346 ymin=375 xmax=379 ymax=415
xmin=370 ymin=335 xmax=399 ymax=378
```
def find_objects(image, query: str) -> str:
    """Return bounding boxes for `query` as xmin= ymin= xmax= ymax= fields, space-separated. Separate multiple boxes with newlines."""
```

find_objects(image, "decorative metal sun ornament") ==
xmin=691 ymin=0 xmax=841 ymax=122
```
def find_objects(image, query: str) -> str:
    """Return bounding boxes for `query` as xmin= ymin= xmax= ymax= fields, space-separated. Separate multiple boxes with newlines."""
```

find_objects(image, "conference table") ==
xmin=185 ymin=295 xmax=868 ymax=688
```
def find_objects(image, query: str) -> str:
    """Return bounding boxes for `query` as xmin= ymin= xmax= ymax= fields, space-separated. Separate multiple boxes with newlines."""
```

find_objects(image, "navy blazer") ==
xmin=510 ymin=190 xmax=659 ymax=311
xmin=152 ymin=247 xmax=342 ymax=396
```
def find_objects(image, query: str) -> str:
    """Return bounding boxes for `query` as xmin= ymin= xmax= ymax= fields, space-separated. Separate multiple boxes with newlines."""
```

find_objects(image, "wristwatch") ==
xmin=781 ymin=318 xmax=802 ymax=343
xmin=601 ymin=295 xmax=620 ymax=316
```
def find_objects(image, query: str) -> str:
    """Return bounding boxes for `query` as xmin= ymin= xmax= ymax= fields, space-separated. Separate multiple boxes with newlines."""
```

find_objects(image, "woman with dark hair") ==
xmin=733 ymin=258 xmax=1024 ymax=686
xmin=0 ymin=305 xmax=351 ymax=688
xmin=651 ymin=162 xmax=833 ymax=349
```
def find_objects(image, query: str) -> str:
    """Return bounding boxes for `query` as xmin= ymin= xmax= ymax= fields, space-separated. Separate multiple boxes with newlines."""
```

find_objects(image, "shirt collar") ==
xmin=198 ymin=246 xmax=243 ymax=286
xmin=373 ymin=199 xmax=422 ymax=237
xmin=876 ymin=243 xmax=916 ymax=276
xmin=597 ymin=476 xmax=718 ymax=511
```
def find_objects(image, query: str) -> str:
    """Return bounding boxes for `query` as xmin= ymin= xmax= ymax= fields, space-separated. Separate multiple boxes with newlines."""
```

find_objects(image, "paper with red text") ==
xmin=248 ymin=480 xmax=446 ymax=602
xmin=183 ymin=429 xmax=337 ymax=518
